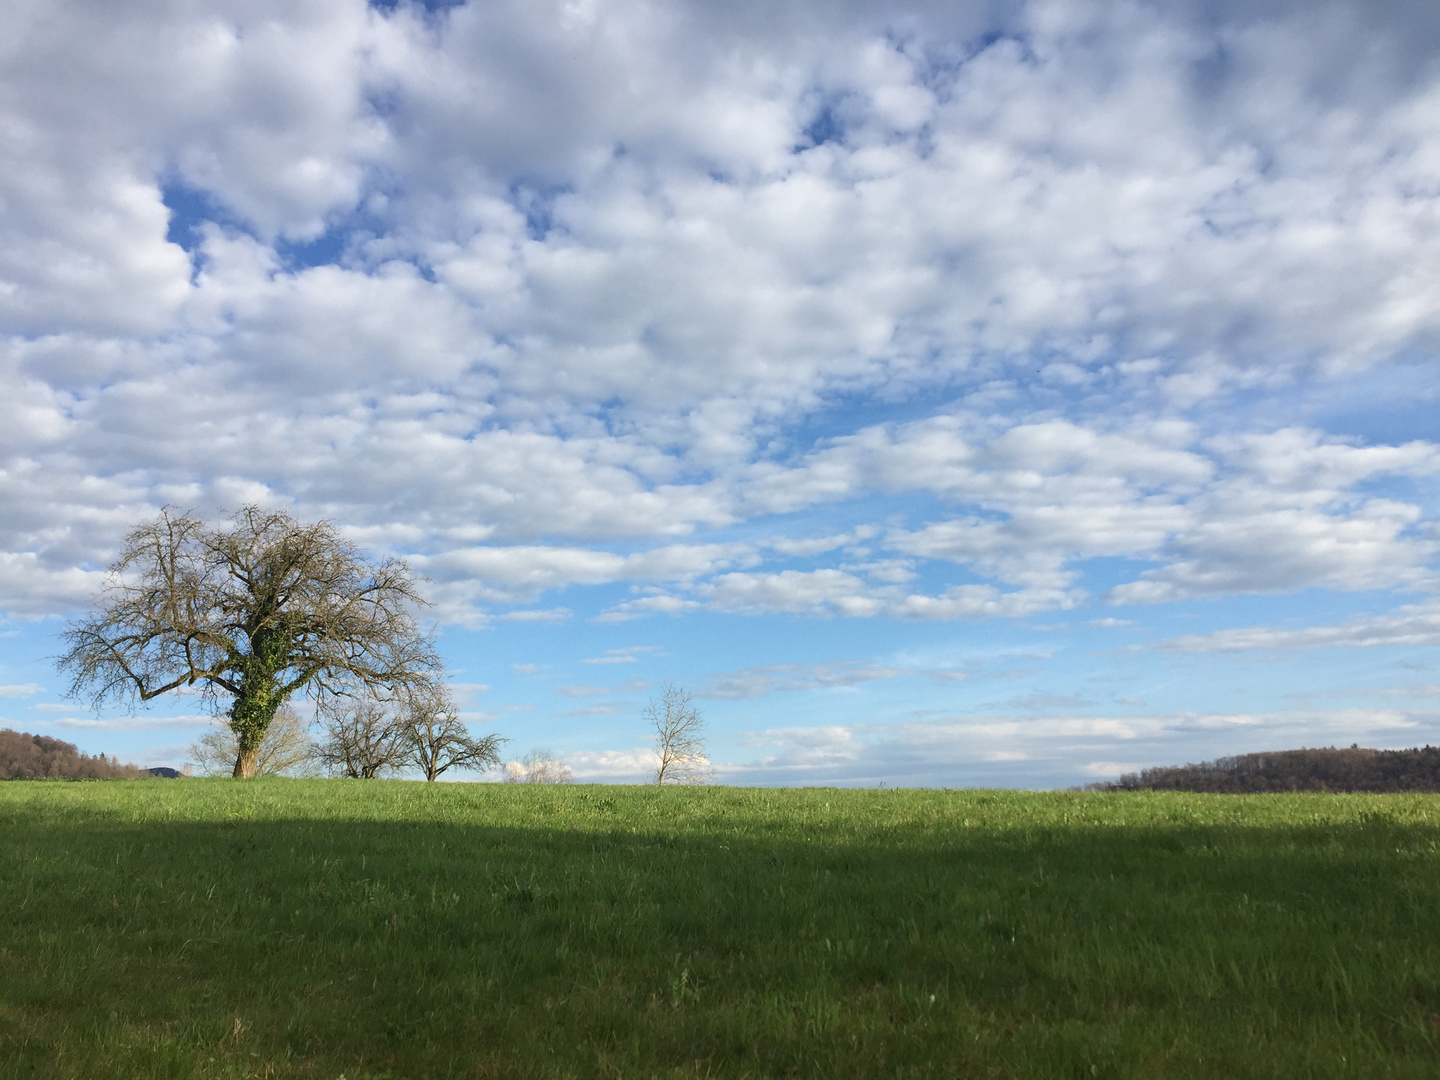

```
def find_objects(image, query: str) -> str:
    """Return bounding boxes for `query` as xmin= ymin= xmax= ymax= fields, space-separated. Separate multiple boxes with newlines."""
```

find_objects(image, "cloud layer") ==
xmin=4 ymin=1 xmax=1439 ymax=623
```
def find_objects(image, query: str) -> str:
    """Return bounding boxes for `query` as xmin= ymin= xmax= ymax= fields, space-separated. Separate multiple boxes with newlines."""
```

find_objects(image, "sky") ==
xmin=2 ymin=0 xmax=1439 ymax=787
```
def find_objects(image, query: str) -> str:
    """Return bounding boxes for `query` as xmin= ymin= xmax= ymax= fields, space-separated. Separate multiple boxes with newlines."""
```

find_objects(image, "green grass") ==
xmin=2 ymin=781 xmax=1439 ymax=1078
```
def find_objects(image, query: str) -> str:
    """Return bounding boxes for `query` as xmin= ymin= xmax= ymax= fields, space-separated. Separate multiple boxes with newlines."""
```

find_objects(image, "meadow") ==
xmin=1 ymin=780 xmax=1438 ymax=1079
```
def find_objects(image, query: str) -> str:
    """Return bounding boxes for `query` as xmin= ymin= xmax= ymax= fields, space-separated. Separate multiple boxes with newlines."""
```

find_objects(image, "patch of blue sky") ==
xmin=1109 ymin=587 xmax=1432 ymax=639
xmin=1057 ymin=555 xmax=1161 ymax=597
xmin=276 ymin=193 xmax=397 ymax=271
xmin=706 ymin=614 xmax=1439 ymax=785
xmin=1289 ymin=356 xmax=1440 ymax=449
xmin=508 ymin=179 xmax=573 ymax=242
xmin=1177 ymin=364 xmax=1419 ymax=442
xmin=167 ymin=179 xmax=281 ymax=253
xmin=763 ymin=387 xmax=972 ymax=452
xmin=273 ymin=224 xmax=361 ymax=271
xmin=0 ymin=615 xmax=215 ymax=770
xmin=798 ymin=95 xmax=852 ymax=150
xmin=468 ymin=572 xmax=1426 ymax=692
xmin=163 ymin=173 xmax=398 ymax=274
xmin=0 ymin=616 xmax=62 ymax=694
xmin=368 ymin=0 xmax=467 ymax=14
xmin=161 ymin=179 xmax=253 ymax=278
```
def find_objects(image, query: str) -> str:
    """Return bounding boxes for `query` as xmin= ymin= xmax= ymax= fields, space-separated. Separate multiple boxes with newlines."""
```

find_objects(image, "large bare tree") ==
xmin=58 ymin=507 xmax=441 ymax=777
xmin=646 ymin=682 xmax=713 ymax=785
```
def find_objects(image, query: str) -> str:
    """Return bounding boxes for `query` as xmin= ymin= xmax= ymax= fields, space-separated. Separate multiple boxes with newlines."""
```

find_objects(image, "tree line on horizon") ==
xmin=1087 ymin=746 xmax=1440 ymax=794
xmin=0 ymin=729 xmax=150 ymax=780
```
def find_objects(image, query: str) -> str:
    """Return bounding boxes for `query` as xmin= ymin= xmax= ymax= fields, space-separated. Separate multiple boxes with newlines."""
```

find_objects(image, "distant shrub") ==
xmin=1090 ymin=746 xmax=1440 ymax=793
xmin=503 ymin=750 xmax=574 ymax=784
xmin=189 ymin=706 xmax=319 ymax=777
xmin=0 ymin=729 xmax=149 ymax=780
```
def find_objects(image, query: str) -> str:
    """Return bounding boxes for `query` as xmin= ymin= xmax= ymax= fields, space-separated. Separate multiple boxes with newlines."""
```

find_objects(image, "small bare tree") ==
xmin=189 ymin=704 xmax=318 ymax=777
xmin=58 ymin=507 xmax=440 ymax=777
xmin=646 ymin=682 xmax=713 ymax=785
xmin=503 ymin=749 xmax=574 ymax=784
xmin=402 ymin=686 xmax=504 ymax=781
xmin=315 ymin=693 xmax=410 ymax=779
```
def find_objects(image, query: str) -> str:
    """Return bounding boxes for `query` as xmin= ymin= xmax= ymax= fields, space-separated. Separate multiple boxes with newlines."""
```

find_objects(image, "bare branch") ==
xmin=401 ymin=685 xmax=505 ymax=781
xmin=647 ymin=682 xmax=713 ymax=785
xmin=314 ymin=693 xmax=410 ymax=779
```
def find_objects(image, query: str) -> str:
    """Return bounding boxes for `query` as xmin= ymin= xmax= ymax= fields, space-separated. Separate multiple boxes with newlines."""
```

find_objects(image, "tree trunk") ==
xmin=229 ymin=677 xmax=283 ymax=779
xmin=233 ymin=746 xmax=259 ymax=778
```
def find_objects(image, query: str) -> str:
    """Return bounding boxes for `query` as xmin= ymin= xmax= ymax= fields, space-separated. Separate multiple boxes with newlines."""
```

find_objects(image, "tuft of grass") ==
xmin=1 ymin=780 xmax=1438 ymax=1078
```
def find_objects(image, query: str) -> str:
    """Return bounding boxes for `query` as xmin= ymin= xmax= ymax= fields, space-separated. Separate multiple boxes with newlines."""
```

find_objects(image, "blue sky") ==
xmin=2 ymin=0 xmax=1439 ymax=786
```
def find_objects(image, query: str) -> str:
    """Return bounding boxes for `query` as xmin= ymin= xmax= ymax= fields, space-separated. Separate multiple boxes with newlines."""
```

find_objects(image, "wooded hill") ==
xmin=0 ymin=729 xmax=148 ymax=780
xmin=1090 ymin=746 xmax=1440 ymax=793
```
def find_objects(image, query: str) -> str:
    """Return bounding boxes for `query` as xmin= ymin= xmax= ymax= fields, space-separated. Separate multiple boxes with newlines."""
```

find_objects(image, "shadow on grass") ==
xmin=3 ymin=798 xmax=1440 ymax=1078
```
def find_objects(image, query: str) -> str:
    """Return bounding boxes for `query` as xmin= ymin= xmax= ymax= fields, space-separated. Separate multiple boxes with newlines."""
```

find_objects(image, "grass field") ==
xmin=2 ymin=781 xmax=1439 ymax=1079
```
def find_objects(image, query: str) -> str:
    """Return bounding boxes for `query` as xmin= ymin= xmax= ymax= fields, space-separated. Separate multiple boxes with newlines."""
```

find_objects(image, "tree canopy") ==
xmin=59 ymin=507 xmax=441 ymax=777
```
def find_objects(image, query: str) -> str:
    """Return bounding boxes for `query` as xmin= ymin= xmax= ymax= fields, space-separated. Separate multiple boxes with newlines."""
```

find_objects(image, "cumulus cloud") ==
xmin=417 ymin=542 xmax=758 ymax=617
xmin=562 ymin=747 xmax=658 ymax=782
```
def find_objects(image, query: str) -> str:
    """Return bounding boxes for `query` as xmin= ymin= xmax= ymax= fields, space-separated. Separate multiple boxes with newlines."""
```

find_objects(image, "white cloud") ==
xmin=596 ymin=595 xmax=703 ymax=621
xmin=1160 ymin=598 xmax=1440 ymax=653
xmin=419 ymin=542 xmax=757 ymax=610
xmin=555 ymin=684 xmax=609 ymax=699
xmin=701 ymin=662 xmax=910 ymax=700
xmin=0 ymin=553 xmax=106 ymax=618
xmin=0 ymin=683 xmax=42 ymax=698
xmin=497 ymin=607 xmax=572 ymax=622
xmin=768 ymin=526 xmax=878 ymax=558
xmin=563 ymin=747 xmax=658 ymax=782
xmin=556 ymin=678 xmax=648 ymax=699
xmin=582 ymin=646 xmax=659 ymax=664
xmin=51 ymin=714 xmax=213 ymax=732
xmin=1080 ymin=761 xmax=1145 ymax=779
xmin=557 ymin=703 xmax=629 ymax=717
xmin=1289 ymin=684 xmax=1440 ymax=701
